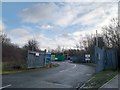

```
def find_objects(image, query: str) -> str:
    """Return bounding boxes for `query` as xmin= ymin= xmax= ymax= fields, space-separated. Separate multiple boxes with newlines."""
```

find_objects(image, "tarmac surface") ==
xmin=2 ymin=61 xmax=95 ymax=89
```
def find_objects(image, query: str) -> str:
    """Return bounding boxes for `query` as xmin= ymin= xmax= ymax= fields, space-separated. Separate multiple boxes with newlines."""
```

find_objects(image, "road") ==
xmin=2 ymin=61 xmax=95 ymax=89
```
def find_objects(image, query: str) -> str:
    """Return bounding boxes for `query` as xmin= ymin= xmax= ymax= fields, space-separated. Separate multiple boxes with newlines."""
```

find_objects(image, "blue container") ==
xmin=46 ymin=52 xmax=52 ymax=63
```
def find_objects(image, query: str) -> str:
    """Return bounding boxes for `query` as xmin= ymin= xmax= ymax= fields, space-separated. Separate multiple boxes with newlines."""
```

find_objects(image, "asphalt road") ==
xmin=2 ymin=61 xmax=95 ymax=89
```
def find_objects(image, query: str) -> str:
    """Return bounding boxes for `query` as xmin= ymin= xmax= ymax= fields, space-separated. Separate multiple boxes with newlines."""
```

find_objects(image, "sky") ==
xmin=1 ymin=1 xmax=118 ymax=50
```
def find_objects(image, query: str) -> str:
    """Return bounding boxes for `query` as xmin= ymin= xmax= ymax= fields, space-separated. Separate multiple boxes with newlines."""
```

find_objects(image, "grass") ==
xmin=81 ymin=70 xmax=118 ymax=90
xmin=1 ymin=63 xmax=60 ymax=75
xmin=0 ymin=69 xmax=2 ymax=74
xmin=1 ymin=70 xmax=25 ymax=75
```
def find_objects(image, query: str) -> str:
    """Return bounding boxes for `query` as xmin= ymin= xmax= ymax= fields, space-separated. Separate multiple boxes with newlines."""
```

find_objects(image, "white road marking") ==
xmin=59 ymin=70 xmax=66 ymax=72
xmin=99 ymin=75 xmax=118 ymax=89
xmin=59 ymin=64 xmax=77 ymax=73
xmin=72 ymin=64 xmax=76 ymax=69
xmin=86 ymin=73 xmax=92 ymax=76
xmin=80 ymin=77 xmax=95 ymax=88
xmin=0 ymin=84 xmax=12 ymax=89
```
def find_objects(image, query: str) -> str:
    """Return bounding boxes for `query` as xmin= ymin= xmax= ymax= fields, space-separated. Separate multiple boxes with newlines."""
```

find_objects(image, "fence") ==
xmin=27 ymin=50 xmax=46 ymax=68
xmin=95 ymin=47 xmax=118 ymax=72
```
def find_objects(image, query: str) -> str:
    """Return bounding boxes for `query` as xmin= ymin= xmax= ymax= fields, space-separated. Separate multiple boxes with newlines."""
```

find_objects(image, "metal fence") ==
xmin=27 ymin=50 xmax=46 ymax=68
xmin=95 ymin=47 xmax=118 ymax=72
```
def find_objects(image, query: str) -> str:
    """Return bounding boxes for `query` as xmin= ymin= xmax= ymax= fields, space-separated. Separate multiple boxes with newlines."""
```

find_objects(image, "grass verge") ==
xmin=1 ymin=63 xmax=60 ymax=75
xmin=81 ymin=70 xmax=118 ymax=90
xmin=1 ymin=69 xmax=26 ymax=75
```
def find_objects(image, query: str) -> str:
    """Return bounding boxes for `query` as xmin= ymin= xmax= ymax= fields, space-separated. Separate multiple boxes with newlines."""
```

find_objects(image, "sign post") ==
xmin=85 ymin=54 xmax=90 ymax=63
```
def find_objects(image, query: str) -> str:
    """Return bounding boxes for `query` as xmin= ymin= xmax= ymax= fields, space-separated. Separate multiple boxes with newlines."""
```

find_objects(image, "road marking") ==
xmin=59 ymin=70 xmax=66 ymax=72
xmin=99 ymin=75 xmax=118 ymax=89
xmin=86 ymin=73 xmax=92 ymax=76
xmin=80 ymin=77 xmax=95 ymax=89
xmin=0 ymin=84 xmax=12 ymax=89
xmin=72 ymin=64 xmax=76 ymax=69
xmin=59 ymin=64 xmax=77 ymax=73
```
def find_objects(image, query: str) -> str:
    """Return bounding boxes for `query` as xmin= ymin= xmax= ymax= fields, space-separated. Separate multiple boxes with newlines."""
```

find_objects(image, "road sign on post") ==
xmin=85 ymin=54 xmax=90 ymax=63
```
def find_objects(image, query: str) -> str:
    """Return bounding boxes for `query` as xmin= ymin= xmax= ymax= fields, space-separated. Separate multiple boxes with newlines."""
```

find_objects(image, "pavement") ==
xmin=2 ymin=61 xmax=95 ymax=89
xmin=99 ymin=74 xmax=119 ymax=90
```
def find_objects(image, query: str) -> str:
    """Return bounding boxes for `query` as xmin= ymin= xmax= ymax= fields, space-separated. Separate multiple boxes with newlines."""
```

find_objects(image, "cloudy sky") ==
xmin=1 ymin=1 xmax=118 ymax=50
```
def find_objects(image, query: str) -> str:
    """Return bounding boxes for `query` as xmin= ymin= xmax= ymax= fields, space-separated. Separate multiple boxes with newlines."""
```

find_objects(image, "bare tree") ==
xmin=75 ymin=41 xmax=84 ymax=50
xmin=23 ymin=39 xmax=39 ymax=51
xmin=1 ymin=34 xmax=11 ymax=44
xmin=102 ymin=18 xmax=120 ymax=48
xmin=56 ymin=45 xmax=61 ymax=53
xmin=2 ymin=34 xmax=27 ymax=70
xmin=102 ymin=18 xmax=120 ymax=69
xmin=79 ymin=34 xmax=95 ymax=53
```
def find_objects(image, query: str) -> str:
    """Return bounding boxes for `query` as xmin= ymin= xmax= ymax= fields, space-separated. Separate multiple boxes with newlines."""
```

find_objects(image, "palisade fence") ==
xmin=27 ymin=50 xmax=46 ymax=68
xmin=95 ymin=47 xmax=118 ymax=72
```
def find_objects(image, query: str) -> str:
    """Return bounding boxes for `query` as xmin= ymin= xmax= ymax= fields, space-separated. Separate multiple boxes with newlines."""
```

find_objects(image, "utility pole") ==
xmin=96 ymin=30 xmax=98 ymax=47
